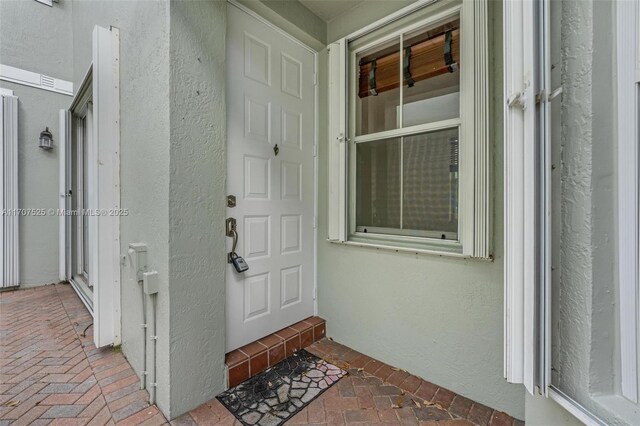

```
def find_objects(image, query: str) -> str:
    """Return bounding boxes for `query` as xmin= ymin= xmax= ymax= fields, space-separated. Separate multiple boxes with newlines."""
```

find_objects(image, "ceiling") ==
xmin=298 ymin=0 xmax=366 ymax=22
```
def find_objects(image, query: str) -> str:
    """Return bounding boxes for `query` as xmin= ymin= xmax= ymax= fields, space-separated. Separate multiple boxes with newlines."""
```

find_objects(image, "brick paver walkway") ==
xmin=1 ymin=284 xmax=523 ymax=426
xmin=174 ymin=340 xmax=523 ymax=426
xmin=0 ymin=283 xmax=167 ymax=425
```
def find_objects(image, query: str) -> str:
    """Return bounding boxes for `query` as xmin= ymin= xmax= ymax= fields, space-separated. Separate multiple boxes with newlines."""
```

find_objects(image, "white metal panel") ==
xmin=327 ymin=40 xmax=347 ymax=242
xmin=503 ymin=0 xmax=554 ymax=397
xmin=617 ymin=0 xmax=640 ymax=403
xmin=1 ymin=93 xmax=19 ymax=288
xmin=92 ymin=26 xmax=121 ymax=348
xmin=59 ymin=110 xmax=72 ymax=282
xmin=471 ymin=0 xmax=491 ymax=259
xmin=503 ymin=0 xmax=537 ymax=394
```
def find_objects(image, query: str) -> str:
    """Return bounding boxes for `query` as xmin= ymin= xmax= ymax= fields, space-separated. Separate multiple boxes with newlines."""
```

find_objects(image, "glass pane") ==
xmin=82 ymin=118 xmax=90 ymax=277
xmin=402 ymin=128 xmax=459 ymax=239
xmin=355 ymin=37 xmax=400 ymax=136
xmin=356 ymin=138 xmax=401 ymax=230
xmin=402 ymin=18 xmax=460 ymax=127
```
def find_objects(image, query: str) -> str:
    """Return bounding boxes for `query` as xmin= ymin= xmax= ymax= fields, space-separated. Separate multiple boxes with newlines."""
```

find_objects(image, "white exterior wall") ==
xmin=316 ymin=0 xmax=525 ymax=419
xmin=69 ymin=0 xmax=174 ymax=415
xmin=0 ymin=0 xmax=74 ymax=287
xmin=167 ymin=0 xmax=227 ymax=416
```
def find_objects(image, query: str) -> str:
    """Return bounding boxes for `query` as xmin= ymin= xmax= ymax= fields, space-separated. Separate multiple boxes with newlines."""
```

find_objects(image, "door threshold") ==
xmin=225 ymin=316 xmax=326 ymax=387
xmin=69 ymin=278 xmax=93 ymax=314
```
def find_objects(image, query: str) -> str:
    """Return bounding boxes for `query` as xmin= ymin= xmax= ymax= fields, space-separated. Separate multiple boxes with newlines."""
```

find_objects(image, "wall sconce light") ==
xmin=39 ymin=127 xmax=53 ymax=150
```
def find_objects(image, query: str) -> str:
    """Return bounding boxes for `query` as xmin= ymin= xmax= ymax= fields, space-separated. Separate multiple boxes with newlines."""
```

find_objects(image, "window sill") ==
xmin=326 ymin=235 xmax=493 ymax=261
xmin=591 ymin=393 xmax=640 ymax=426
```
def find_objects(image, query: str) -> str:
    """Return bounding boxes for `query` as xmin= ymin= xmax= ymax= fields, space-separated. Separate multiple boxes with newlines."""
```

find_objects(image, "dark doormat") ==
xmin=217 ymin=349 xmax=347 ymax=426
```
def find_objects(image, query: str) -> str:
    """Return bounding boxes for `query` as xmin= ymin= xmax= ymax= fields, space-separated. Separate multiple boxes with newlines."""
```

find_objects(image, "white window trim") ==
xmin=327 ymin=0 xmax=491 ymax=259
xmin=616 ymin=0 xmax=640 ymax=405
xmin=61 ymin=26 xmax=121 ymax=349
xmin=549 ymin=387 xmax=607 ymax=426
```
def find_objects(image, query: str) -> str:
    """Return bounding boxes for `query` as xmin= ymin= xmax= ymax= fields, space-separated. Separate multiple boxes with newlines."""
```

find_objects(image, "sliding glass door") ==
xmin=71 ymin=102 xmax=93 ymax=307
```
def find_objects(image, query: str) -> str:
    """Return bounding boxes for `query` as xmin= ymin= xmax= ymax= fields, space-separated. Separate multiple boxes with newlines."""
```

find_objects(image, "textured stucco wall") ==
xmin=0 ymin=0 xmax=74 ymax=286
xmin=70 ymin=0 xmax=173 ymax=415
xmin=317 ymin=0 xmax=525 ymax=419
xmin=545 ymin=0 xmax=631 ymax=424
xmin=71 ymin=0 xmax=228 ymax=418
xmin=552 ymin=0 xmax=596 ymax=401
xmin=167 ymin=0 xmax=227 ymax=418
xmin=0 ymin=0 xmax=74 ymax=79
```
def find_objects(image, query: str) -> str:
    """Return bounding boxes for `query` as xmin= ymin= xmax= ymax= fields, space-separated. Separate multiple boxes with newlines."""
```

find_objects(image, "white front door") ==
xmin=226 ymin=4 xmax=316 ymax=352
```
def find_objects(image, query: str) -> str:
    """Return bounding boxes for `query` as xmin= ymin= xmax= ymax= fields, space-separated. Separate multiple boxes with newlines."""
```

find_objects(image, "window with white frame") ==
xmin=328 ymin=0 xmax=490 ymax=257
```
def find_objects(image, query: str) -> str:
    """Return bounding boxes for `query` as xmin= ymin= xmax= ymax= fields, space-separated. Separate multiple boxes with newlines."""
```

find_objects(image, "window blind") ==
xmin=358 ymin=26 xmax=460 ymax=98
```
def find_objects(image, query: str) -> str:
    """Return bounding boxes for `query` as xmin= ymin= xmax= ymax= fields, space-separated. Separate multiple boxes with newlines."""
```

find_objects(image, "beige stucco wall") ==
xmin=0 ymin=0 xmax=74 ymax=287
xmin=71 ymin=0 xmax=229 ymax=419
xmin=316 ymin=0 xmax=525 ymax=419
xmin=167 ymin=0 xmax=228 ymax=416
xmin=69 ymin=0 xmax=174 ymax=415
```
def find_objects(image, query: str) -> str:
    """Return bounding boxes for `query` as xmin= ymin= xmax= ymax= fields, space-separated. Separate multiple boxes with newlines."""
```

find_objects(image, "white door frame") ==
xmin=226 ymin=0 xmax=319 ymax=337
xmin=61 ymin=26 xmax=121 ymax=348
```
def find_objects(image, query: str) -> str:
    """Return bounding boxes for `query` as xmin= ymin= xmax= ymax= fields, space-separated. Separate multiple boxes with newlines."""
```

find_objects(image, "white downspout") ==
xmin=128 ymin=243 xmax=148 ymax=391
xmin=140 ymin=284 xmax=147 ymax=390
xmin=143 ymin=271 xmax=159 ymax=405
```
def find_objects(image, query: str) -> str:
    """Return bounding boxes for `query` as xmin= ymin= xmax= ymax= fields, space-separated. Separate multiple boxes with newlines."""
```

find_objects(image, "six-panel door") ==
xmin=226 ymin=5 xmax=316 ymax=352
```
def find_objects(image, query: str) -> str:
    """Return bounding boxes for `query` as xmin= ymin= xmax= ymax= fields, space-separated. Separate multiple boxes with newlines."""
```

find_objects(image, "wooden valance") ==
xmin=358 ymin=28 xmax=460 ymax=98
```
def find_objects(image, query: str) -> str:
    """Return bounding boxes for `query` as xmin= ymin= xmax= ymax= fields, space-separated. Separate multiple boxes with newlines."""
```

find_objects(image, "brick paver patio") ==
xmin=174 ymin=340 xmax=523 ymax=426
xmin=0 ymin=283 xmax=166 ymax=425
xmin=1 ymin=284 xmax=523 ymax=426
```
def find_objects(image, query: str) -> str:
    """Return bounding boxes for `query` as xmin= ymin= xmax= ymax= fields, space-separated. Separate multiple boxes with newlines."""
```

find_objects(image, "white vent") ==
xmin=41 ymin=75 xmax=55 ymax=89
xmin=0 ymin=64 xmax=73 ymax=96
xmin=1 ymin=92 xmax=19 ymax=288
